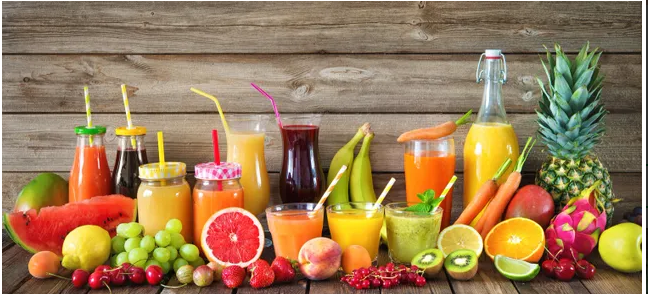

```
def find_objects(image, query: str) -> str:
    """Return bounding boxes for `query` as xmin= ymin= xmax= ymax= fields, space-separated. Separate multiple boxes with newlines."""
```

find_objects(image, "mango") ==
xmin=14 ymin=173 xmax=68 ymax=212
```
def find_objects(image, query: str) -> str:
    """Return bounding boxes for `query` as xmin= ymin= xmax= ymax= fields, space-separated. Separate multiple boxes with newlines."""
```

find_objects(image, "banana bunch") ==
xmin=326 ymin=123 xmax=375 ymax=205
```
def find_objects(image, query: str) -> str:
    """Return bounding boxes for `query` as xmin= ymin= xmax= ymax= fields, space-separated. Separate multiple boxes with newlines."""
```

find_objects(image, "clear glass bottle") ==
xmin=69 ymin=125 xmax=112 ymax=202
xmin=464 ymin=50 xmax=519 ymax=219
xmin=112 ymin=126 xmax=148 ymax=198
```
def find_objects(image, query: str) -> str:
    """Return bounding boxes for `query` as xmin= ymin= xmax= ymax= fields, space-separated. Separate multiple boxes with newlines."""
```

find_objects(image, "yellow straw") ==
xmin=439 ymin=175 xmax=458 ymax=199
xmin=121 ymin=84 xmax=137 ymax=148
xmin=310 ymin=165 xmax=348 ymax=215
xmin=84 ymin=86 xmax=94 ymax=145
xmin=190 ymin=87 xmax=231 ymax=135
xmin=157 ymin=131 xmax=165 ymax=167
xmin=372 ymin=177 xmax=396 ymax=210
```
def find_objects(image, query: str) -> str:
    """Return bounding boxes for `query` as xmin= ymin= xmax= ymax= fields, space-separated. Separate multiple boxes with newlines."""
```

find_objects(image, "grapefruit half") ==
xmin=201 ymin=207 xmax=264 ymax=267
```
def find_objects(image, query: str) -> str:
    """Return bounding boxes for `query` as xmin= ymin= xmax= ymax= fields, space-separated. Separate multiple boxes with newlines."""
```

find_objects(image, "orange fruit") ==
xmin=341 ymin=245 xmax=372 ymax=274
xmin=484 ymin=217 xmax=545 ymax=263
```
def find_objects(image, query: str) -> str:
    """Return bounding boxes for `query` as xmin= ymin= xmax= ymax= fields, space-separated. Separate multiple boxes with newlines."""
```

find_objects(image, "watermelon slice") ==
xmin=3 ymin=195 xmax=136 ymax=256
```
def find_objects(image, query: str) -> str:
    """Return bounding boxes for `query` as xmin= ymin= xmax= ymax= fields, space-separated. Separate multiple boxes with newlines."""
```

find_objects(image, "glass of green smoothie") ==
xmin=385 ymin=202 xmax=443 ymax=264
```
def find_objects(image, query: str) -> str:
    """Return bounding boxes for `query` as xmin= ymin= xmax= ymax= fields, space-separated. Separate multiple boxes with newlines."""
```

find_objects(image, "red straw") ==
xmin=211 ymin=129 xmax=223 ymax=191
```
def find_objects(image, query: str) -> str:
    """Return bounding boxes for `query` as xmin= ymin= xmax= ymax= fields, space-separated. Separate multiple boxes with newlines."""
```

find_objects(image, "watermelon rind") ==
xmin=3 ymin=212 xmax=38 ymax=253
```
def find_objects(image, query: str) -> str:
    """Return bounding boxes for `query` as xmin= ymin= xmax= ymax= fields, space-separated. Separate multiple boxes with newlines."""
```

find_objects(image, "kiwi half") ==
xmin=411 ymin=248 xmax=444 ymax=278
xmin=444 ymin=249 xmax=478 ymax=280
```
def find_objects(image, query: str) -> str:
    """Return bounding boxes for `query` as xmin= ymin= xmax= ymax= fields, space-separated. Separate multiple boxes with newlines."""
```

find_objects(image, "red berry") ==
xmin=222 ymin=265 xmax=246 ymax=289
xmin=361 ymin=280 xmax=371 ymax=289
xmin=371 ymin=278 xmax=381 ymax=288
xmin=119 ymin=262 xmax=132 ymax=273
xmin=270 ymin=256 xmax=296 ymax=283
xmin=88 ymin=272 xmax=108 ymax=290
xmin=542 ymin=260 xmax=557 ymax=277
xmin=129 ymin=267 xmax=146 ymax=284
xmin=408 ymin=272 xmax=418 ymax=283
xmin=382 ymin=280 xmax=392 ymax=288
xmin=145 ymin=265 xmax=164 ymax=285
xmin=369 ymin=266 xmax=378 ymax=272
xmin=415 ymin=276 xmax=426 ymax=287
xmin=410 ymin=265 xmax=419 ymax=272
xmin=110 ymin=268 xmax=127 ymax=286
xmin=559 ymin=258 xmax=574 ymax=265
xmin=554 ymin=260 xmax=576 ymax=281
xmin=94 ymin=265 xmax=111 ymax=274
xmin=576 ymin=260 xmax=596 ymax=279
xmin=71 ymin=269 xmax=89 ymax=288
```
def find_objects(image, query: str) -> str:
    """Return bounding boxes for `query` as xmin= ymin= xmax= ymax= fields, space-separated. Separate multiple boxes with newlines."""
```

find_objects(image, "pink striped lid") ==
xmin=194 ymin=162 xmax=242 ymax=180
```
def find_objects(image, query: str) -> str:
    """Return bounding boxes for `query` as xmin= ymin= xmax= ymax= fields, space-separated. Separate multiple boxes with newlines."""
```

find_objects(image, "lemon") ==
xmin=437 ymin=224 xmax=483 ymax=258
xmin=61 ymin=225 xmax=111 ymax=271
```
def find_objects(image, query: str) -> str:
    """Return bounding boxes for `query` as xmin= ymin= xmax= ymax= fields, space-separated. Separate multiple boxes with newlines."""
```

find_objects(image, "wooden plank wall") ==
xmin=2 ymin=2 xmax=643 ymax=226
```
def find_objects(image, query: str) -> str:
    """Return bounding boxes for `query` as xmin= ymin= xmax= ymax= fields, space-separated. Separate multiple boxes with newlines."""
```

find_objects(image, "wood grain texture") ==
xmin=2 ymin=54 xmax=641 ymax=114
xmin=2 ymin=246 xmax=35 ymax=293
xmin=2 ymin=113 xmax=641 ymax=173
xmin=579 ymin=254 xmax=643 ymax=294
xmin=13 ymin=269 xmax=88 ymax=294
xmin=2 ymin=2 xmax=642 ymax=54
xmin=450 ymin=255 xmax=519 ymax=294
xmin=514 ymin=273 xmax=591 ymax=294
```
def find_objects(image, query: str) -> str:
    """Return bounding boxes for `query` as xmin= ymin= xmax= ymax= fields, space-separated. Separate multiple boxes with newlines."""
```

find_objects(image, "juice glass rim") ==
xmin=402 ymin=135 xmax=454 ymax=144
xmin=266 ymin=202 xmax=323 ymax=216
xmin=281 ymin=113 xmax=322 ymax=126
xmin=326 ymin=202 xmax=384 ymax=215
xmin=226 ymin=114 xmax=271 ymax=122
xmin=385 ymin=202 xmax=443 ymax=217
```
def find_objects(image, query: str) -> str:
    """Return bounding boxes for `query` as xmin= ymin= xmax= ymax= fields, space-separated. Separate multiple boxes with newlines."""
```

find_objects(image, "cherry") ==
xmin=554 ymin=259 xmax=576 ymax=281
xmin=576 ymin=260 xmax=596 ymax=279
xmin=110 ymin=268 xmax=127 ymax=286
xmin=94 ymin=265 xmax=112 ymax=274
xmin=71 ymin=269 xmax=89 ymax=288
xmin=145 ymin=265 xmax=164 ymax=285
xmin=129 ymin=267 xmax=146 ymax=284
xmin=119 ymin=262 xmax=132 ymax=273
xmin=88 ymin=272 xmax=109 ymax=290
xmin=541 ymin=259 xmax=558 ymax=277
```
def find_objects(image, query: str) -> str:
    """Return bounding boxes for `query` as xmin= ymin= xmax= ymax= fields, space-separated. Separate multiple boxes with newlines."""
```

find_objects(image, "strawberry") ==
xmin=221 ymin=265 xmax=246 ymax=289
xmin=271 ymin=256 xmax=297 ymax=283
xmin=249 ymin=265 xmax=275 ymax=289
xmin=248 ymin=259 xmax=271 ymax=274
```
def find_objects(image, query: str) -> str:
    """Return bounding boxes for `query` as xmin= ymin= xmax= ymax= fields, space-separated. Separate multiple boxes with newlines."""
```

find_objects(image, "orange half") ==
xmin=484 ymin=217 xmax=545 ymax=262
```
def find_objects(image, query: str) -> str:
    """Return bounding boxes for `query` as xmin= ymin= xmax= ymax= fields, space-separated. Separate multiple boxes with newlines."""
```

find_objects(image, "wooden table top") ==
xmin=2 ymin=229 xmax=642 ymax=294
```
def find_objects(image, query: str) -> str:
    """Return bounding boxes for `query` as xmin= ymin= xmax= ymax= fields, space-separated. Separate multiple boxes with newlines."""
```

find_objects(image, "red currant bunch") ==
xmin=341 ymin=263 xmax=426 ymax=289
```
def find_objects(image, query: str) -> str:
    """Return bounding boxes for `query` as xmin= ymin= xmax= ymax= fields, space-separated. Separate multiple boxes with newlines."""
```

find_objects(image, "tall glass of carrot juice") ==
xmin=226 ymin=115 xmax=270 ymax=216
xmin=403 ymin=138 xmax=455 ymax=229
xmin=464 ymin=49 xmax=519 ymax=224
xmin=69 ymin=125 xmax=112 ymax=202
xmin=266 ymin=203 xmax=324 ymax=260
xmin=193 ymin=162 xmax=244 ymax=252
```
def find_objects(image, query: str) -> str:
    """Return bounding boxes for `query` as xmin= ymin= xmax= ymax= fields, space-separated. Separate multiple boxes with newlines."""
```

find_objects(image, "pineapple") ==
xmin=535 ymin=42 xmax=617 ymax=226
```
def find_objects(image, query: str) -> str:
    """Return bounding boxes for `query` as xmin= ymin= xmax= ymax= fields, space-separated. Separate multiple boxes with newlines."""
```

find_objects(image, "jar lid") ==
xmin=116 ymin=126 xmax=147 ymax=136
xmin=75 ymin=125 xmax=107 ymax=135
xmin=195 ymin=162 xmax=242 ymax=180
xmin=139 ymin=162 xmax=186 ymax=180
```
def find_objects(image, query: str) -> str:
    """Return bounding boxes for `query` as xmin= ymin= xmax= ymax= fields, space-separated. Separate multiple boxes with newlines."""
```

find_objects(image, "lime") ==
xmin=494 ymin=255 xmax=540 ymax=282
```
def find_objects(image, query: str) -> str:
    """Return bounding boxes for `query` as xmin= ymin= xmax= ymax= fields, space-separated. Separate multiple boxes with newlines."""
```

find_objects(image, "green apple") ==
xmin=598 ymin=222 xmax=642 ymax=273
xmin=13 ymin=173 xmax=68 ymax=212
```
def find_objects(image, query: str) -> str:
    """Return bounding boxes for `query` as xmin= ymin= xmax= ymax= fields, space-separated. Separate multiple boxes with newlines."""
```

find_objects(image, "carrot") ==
xmin=397 ymin=110 xmax=472 ymax=143
xmin=454 ymin=158 xmax=512 ymax=225
xmin=479 ymin=137 xmax=536 ymax=239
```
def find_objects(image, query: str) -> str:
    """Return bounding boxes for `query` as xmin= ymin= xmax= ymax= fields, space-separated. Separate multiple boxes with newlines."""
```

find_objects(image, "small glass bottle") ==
xmin=137 ymin=162 xmax=193 ymax=242
xmin=112 ymin=126 xmax=148 ymax=198
xmin=192 ymin=162 xmax=244 ymax=251
xmin=69 ymin=125 xmax=112 ymax=202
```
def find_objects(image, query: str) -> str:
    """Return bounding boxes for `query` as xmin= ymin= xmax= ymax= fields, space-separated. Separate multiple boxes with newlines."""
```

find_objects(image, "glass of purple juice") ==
xmin=279 ymin=114 xmax=325 ymax=203
xmin=112 ymin=126 xmax=148 ymax=198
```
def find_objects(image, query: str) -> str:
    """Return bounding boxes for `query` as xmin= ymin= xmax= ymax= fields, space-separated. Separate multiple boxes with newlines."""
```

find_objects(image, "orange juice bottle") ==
xmin=464 ymin=50 xmax=519 ymax=223
xmin=137 ymin=162 xmax=193 ymax=241
xmin=193 ymin=162 xmax=244 ymax=251
xmin=69 ymin=125 xmax=112 ymax=202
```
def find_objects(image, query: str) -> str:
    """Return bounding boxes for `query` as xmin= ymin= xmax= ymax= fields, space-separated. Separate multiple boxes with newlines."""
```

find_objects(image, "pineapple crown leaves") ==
xmin=535 ymin=42 xmax=608 ymax=160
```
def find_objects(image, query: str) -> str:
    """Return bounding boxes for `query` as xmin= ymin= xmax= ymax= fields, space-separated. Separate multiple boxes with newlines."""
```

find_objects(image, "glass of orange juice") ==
xmin=193 ymin=162 xmax=244 ymax=252
xmin=403 ymin=137 xmax=455 ymax=229
xmin=266 ymin=203 xmax=324 ymax=260
xmin=226 ymin=115 xmax=270 ymax=216
xmin=327 ymin=202 xmax=384 ymax=261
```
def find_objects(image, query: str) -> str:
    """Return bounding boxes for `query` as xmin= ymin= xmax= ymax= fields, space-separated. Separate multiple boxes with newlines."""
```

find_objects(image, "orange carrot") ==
xmin=479 ymin=137 xmax=536 ymax=239
xmin=454 ymin=158 xmax=512 ymax=225
xmin=397 ymin=110 xmax=472 ymax=143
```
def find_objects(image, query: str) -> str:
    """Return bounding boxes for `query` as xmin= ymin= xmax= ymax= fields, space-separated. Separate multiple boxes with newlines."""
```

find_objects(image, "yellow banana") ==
xmin=350 ymin=131 xmax=376 ymax=203
xmin=326 ymin=123 xmax=371 ymax=206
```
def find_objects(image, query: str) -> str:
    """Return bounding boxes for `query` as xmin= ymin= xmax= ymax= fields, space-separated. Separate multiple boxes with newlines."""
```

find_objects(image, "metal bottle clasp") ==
xmin=475 ymin=53 xmax=507 ymax=84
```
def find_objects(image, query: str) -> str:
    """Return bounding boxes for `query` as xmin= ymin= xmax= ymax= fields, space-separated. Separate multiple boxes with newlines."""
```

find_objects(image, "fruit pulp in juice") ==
xmin=113 ymin=149 xmax=148 ymax=198
xmin=193 ymin=186 xmax=244 ymax=251
xmin=279 ymin=125 xmax=325 ymax=203
xmin=267 ymin=210 xmax=324 ymax=260
xmin=404 ymin=151 xmax=455 ymax=229
xmin=227 ymin=132 xmax=270 ymax=216
xmin=463 ymin=122 xmax=519 ymax=222
xmin=69 ymin=146 xmax=112 ymax=202
xmin=386 ymin=210 xmax=442 ymax=263
xmin=138 ymin=182 xmax=193 ymax=241
xmin=327 ymin=211 xmax=383 ymax=260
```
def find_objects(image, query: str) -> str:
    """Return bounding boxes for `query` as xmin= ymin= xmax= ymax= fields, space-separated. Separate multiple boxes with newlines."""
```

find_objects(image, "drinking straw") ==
xmin=250 ymin=83 xmax=283 ymax=128
xmin=436 ymin=175 xmax=458 ymax=211
xmin=83 ymin=86 xmax=94 ymax=145
xmin=212 ymin=129 xmax=223 ymax=191
xmin=121 ymin=84 xmax=137 ymax=148
xmin=372 ymin=177 xmax=396 ymax=210
xmin=310 ymin=165 xmax=348 ymax=216
xmin=157 ymin=131 xmax=166 ymax=186
xmin=190 ymin=87 xmax=231 ymax=135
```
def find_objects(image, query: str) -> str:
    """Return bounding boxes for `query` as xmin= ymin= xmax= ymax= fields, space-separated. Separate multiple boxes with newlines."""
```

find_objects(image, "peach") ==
xmin=298 ymin=237 xmax=342 ymax=280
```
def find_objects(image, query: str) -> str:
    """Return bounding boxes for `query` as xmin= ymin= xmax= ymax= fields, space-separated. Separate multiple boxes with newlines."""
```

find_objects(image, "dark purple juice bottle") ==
xmin=112 ymin=127 xmax=148 ymax=198
xmin=279 ymin=116 xmax=325 ymax=203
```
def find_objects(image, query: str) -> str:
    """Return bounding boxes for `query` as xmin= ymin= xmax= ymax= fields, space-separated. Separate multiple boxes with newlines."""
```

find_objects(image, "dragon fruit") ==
xmin=545 ymin=181 xmax=607 ymax=260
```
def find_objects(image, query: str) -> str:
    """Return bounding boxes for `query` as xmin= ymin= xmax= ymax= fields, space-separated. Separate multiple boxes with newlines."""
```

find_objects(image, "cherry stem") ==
xmin=102 ymin=281 xmax=112 ymax=294
xmin=47 ymin=273 xmax=71 ymax=280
